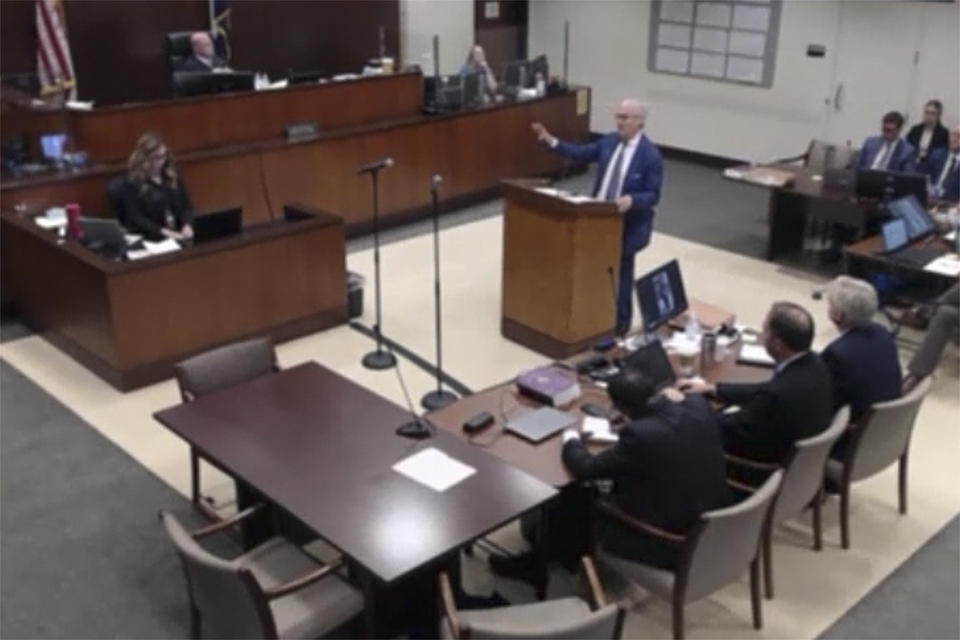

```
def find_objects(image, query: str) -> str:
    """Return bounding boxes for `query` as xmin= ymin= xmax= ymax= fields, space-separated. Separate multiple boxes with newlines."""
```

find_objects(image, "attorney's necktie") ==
xmin=602 ymin=144 xmax=625 ymax=201
xmin=938 ymin=155 xmax=957 ymax=191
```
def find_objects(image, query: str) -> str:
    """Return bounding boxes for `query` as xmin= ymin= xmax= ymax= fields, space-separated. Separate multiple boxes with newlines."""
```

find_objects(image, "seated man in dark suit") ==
xmin=922 ymin=126 xmax=960 ymax=203
xmin=856 ymin=111 xmax=916 ymax=174
xmin=561 ymin=369 xmax=732 ymax=570
xmin=822 ymin=276 xmax=902 ymax=423
xmin=179 ymin=32 xmax=230 ymax=72
xmin=681 ymin=302 xmax=833 ymax=462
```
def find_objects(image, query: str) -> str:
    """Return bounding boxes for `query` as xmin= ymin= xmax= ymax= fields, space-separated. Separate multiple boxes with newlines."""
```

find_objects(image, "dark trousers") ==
xmin=617 ymin=247 xmax=638 ymax=332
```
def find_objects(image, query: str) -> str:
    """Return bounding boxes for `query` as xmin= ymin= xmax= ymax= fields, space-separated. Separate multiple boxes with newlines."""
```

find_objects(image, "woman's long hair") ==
xmin=127 ymin=131 xmax=178 ymax=190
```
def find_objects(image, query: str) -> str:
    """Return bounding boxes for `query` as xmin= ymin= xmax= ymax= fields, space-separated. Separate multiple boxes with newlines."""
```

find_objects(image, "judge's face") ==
xmin=192 ymin=33 xmax=214 ymax=58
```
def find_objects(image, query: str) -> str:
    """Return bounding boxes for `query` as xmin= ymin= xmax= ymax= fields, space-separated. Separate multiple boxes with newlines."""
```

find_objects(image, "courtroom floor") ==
xmin=1 ymin=160 xmax=958 ymax=638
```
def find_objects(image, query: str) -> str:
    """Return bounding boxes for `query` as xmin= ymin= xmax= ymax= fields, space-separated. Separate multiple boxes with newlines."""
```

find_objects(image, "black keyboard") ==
xmin=894 ymin=245 xmax=943 ymax=266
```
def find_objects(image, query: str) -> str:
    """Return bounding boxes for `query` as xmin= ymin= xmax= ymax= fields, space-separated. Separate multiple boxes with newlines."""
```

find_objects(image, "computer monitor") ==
xmin=635 ymin=259 xmax=689 ymax=333
xmin=855 ymin=168 xmax=928 ymax=206
xmin=423 ymin=75 xmax=463 ymax=112
xmin=503 ymin=59 xmax=530 ymax=89
xmin=529 ymin=54 xmax=548 ymax=84
xmin=619 ymin=341 xmax=677 ymax=390
xmin=39 ymin=132 xmax=67 ymax=162
xmin=193 ymin=207 xmax=242 ymax=244
xmin=172 ymin=71 xmax=255 ymax=97
xmin=462 ymin=70 xmax=484 ymax=108
xmin=885 ymin=194 xmax=936 ymax=240
xmin=287 ymin=69 xmax=325 ymax=85
xmin=881 ymin=217 xmax=909 ymax=253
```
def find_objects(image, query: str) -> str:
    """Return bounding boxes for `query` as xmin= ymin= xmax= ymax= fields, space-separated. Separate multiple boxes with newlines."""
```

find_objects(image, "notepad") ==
xmin=582 ymin=417 xmax=618 ymax=443
xmin=392 ymin=447 xmax=476 ymax=492
xmin=737 ymin=343 xmax=775 ymax=367
xmin=923 ymin=254 xmax=960 ymax=277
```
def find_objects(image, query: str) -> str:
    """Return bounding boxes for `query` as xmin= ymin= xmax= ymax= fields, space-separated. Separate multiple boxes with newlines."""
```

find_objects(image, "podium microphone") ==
xmin=360 ymin=156 xmax=397 ymax=370
xmin=421 ymin=173 xmax=459 ymax=411
xmin=395 ymin=357 xmax=433 ymax=440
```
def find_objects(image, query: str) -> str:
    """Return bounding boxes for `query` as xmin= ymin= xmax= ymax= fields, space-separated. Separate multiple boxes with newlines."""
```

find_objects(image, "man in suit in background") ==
xmin=561 ymin=369 xmax=731 ymax=570
xmin=179 ymin=32 xmax=230 ymax=72
xmin=922 ymin=126 xmax=960 ymax=203
xmin=822 ymin=276 xmax=901 ymax=424
xmin=857 ymin=111 xmax=916 ymax=174
xmin=681 ymin=302 xmax=833 ymax=461
xmin=531 ymin=99 xmax=664 ymax=335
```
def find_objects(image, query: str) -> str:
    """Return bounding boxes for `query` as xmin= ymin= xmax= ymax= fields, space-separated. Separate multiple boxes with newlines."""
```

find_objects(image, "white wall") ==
xmin=400 ymin=0 xmax=474 ymax=76
xmin=528 ymin=0 xmax=959 ymax=162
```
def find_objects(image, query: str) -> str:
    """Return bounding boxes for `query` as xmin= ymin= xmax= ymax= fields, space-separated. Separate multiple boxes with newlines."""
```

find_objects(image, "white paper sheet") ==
xmin=923 ymin=254 xmax=960 ymax=277
xmin=392 ymin=447 xmax=476 ymax=492
xmin=35 ymin=217 xmax=67 ymax=229
xmin=142 ymin=238 xmax=181 ymax=255
xmin=737 ymin=343 xmax=775 ymax=367
xmin=581 ymin=417 xmax=618 ymax=443
xmin=944 ymin=230 xmax=957 ymax=242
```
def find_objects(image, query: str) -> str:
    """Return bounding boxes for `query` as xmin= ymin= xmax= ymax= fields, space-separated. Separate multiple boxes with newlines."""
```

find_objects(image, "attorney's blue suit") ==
xmin=921 ymin=147 xmax=960 ymax=202
xmin=552 ymin=133 xmax=664 ymax=330
xmin=856 ymin=136 xmax=916 ymax=173
xmin=821 ymin=323 xmax=902 ymax=422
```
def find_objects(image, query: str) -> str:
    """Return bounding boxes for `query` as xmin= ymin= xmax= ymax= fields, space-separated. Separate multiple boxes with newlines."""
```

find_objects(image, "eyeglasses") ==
xmin=615 ymin=113 xmax=638 ymax=121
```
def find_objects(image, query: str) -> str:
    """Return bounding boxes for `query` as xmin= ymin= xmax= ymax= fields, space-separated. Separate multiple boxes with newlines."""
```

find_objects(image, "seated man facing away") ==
xmin=681 ymin=302 xmax=833 ymax=462
xmin=922 ymin=125 xmax=960 ymax=203
xmin=857 ymin=111 xmax=916 ymax=174
xmin=904 ymin=281 xmax=960 ymax=391
xmin=179 ymin=32 xmax=230 ymax=72
xmin=822 ymin=276 xmax=902 ymax=423
xmin=561 ymin=369 xmax=732 ymax=570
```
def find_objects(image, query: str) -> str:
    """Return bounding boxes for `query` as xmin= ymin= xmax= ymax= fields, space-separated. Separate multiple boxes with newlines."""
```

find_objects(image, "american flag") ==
xmin=36 ymin=0 xmax=76 ymax=99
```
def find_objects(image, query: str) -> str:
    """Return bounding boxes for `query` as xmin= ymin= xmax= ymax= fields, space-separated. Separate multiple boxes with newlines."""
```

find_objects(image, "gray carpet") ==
xmin=0 ymin=360 xmax=202 ymax=639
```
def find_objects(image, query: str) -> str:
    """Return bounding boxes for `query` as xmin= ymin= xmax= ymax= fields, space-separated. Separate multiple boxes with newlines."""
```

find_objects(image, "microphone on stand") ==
xmin=395 ymin=357 xmax=433 ymax=440
xmin=357 ymin=157 xmax=394 ymax=175
xmin=421 ymin=173 xmax=459 ymax=411
xmin=608 ymin=266 xmax=621 ymax=334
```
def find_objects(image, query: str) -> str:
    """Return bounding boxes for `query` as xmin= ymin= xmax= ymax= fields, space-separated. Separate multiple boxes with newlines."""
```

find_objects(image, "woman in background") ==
xmin=460 ymin=44 xmax=498 ymax=102
xmin=123 ymin=132 xmax=194 ymax=241
xmin=907 ymin=99 xmax=949 ymax=166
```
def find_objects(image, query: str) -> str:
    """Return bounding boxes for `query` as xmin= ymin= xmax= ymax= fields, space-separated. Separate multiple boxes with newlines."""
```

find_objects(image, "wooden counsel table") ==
xmin=843 ymin=232 xmax=959 ymax=295
xmin=1 ymin=77 xmax=592 ymax=234
xmin=428 ymin=328 xmax=772 ymax=488
xmin=153 ymin=362 xmax=558 ymax=635
xmin=500 ymin=179 xmax=622 ymax=358
xmin=724 ymin=164 xmax=872 ymax=260
xmin=0 ymin=205 xmax=347 ymax=390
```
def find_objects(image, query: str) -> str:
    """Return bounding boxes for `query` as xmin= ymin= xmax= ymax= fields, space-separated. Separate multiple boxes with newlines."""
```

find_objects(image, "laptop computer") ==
xmin=619 ymin=340 xmax=677 ymax=390
xmin=879 ymin=217 xmax=943 ymax=266
xmin=79 ymin=217 xmax=127 ymax=258
xmin=193 ymin=208 xmax=242 ymax=244
xmin=505 ymin=406 xmax=578 ymax=443
xmin=884 ymin=194 xmax=936 ymax=241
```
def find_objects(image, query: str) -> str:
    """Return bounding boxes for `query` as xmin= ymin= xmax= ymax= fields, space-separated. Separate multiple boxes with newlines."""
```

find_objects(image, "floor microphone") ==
xmin=357 ymin=157 xmax=394 ymax=175
xmin=393 ymin=357 xmax=434 ymax=439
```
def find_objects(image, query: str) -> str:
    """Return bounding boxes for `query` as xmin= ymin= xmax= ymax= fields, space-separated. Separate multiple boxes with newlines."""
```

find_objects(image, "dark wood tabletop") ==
xmin=428 ymin=337 xmax=773 ymax=487
xmin=153 ymin=362 xmax=557 ymax=585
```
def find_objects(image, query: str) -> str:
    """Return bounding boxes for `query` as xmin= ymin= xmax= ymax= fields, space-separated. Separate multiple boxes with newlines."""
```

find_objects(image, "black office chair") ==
xmin=105 ymin=175 xmax=130 ymax=227
xmin=165 ymin=30 xmax=198 ymax=93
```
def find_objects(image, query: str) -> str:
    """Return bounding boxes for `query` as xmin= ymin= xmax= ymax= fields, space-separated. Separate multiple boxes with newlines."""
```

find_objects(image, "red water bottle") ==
xmin=65 ymin=202 xmax=82 ymax=241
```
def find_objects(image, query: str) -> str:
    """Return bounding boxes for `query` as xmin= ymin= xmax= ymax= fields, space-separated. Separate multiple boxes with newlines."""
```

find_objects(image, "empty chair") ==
xmin=174 ymin=337 xmax=279 ymax=516
xmin=597 ymin=471 xmax=783 ymax=640
xmin=160 ymin=508 xmax=363 ymax=639
xmin=438 ymin=556 xmax=625 ymax=639
xmin=826 ymin=377 xmax=932 ymax=549
xmin=727 ymin=406 xmax=850 ymax=599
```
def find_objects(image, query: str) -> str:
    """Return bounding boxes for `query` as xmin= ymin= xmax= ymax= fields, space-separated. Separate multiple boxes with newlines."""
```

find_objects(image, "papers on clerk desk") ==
xmin=127 ymin=238 xmax=181 ymax=260
xmin=582 ymin=416 xmax=618 ymax=443
xmin=736 ymin=343 xmax=776 ymax=367
xmin=392 ymin=447 xmax=476 ymax=492
xmin=35 ymin=216 xmax=67 ymax=230
xmin=534 ymin=187 xmax=595 ymax=204
xmin=923 ymin=253 xmax=960 ymax=277
xmin=944 ymin=230 xmax=956 ymax=242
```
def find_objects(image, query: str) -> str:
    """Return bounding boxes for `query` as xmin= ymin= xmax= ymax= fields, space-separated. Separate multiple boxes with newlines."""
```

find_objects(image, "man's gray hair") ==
xmin=827 ymin=275 xmax=878 ymax=328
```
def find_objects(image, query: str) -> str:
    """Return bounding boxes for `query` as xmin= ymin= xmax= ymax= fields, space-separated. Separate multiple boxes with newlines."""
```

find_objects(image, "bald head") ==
xmin=615 ymin=98 xmax=647 ymax=141
xmin=190 ymin=32 xmax=214 ymax=59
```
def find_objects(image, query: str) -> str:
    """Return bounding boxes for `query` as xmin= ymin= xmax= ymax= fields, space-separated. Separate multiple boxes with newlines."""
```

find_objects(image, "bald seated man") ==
xmin=179 ymin=32 xmax=230 ymax=72
xmin=531 ymin=98 xmax=663 ymax=335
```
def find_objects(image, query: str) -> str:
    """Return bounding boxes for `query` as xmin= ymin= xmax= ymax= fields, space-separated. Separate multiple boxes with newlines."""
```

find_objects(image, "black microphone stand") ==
xmin=361 ymin=162 xmax=397 ymax=370
xmin=421 ymin=175 xmax=459 ymax=410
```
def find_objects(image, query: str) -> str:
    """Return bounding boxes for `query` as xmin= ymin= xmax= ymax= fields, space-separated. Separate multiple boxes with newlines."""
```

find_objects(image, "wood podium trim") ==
xmin=501 ymin=317 xmax=612 ymax=360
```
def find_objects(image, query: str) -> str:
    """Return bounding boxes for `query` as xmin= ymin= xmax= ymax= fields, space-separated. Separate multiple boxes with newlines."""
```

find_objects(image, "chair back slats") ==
xmin=849 ymin=378 xmax=931 ymax=482
xmin=679 ymin=470 xmax=783 ymax=602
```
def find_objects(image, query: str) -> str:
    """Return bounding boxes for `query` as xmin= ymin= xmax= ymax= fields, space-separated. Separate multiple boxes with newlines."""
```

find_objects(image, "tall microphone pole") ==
xmin=421 ymin=174 xmax=459 ymax=410
xmin=360 ymin=157 xmax=397 ymax=370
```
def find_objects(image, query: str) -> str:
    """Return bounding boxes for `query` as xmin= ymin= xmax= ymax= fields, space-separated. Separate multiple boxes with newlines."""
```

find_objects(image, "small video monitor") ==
xmin=885 ymin=194 xmax=935 ymax=240
xmin=635 ymin=259 xmax=689 ymax=333
xmin=881 ymin=217 xmax=909 ymax=253
xmin=40 ymin=133 xmax=67 ymax=162
xmin=503 ymin=59 xmax=530 ymax=88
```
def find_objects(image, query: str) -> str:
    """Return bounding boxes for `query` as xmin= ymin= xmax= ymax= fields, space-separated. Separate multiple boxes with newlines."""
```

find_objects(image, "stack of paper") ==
xmin=392 ymin=447 xmax=476 ymax=492
xmin=581 ymin=417 xmax=618 ymax=443
xmin=737 ymin=343 xmax=775 ymax=367
xmin=923 ymin=254 xmax=960 ymax=277
xmin=127 ymin=238 xmax=181 ymax=261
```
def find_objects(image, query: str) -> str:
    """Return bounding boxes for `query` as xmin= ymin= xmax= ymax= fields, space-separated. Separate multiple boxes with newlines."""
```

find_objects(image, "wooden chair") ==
xmin=174 ymin=336 xmax=279 ymax=519
xmin=159 ymin=507 xmax=363 ymax=639
xmin=726 ymin=406 xmax=850 ymax=598
xmin=438 ymin=556 xmax=625 ymax=639
xmin=596 ymin=471 xmax=783 ymax=640
xmin=826 ymin=377 xmax=932 ymax=549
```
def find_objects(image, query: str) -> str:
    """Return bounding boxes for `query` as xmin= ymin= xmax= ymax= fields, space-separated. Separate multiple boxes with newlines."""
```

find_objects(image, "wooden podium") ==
xmin=500 ymin=179 xmax=622 ymax=358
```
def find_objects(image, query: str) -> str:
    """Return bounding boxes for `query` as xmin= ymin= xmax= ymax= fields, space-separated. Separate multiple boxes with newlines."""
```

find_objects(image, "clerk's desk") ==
xmin=1 ymin=76 xmax=592 ymax=235
xmin=0 ymin=204 xmax=346 ymax=390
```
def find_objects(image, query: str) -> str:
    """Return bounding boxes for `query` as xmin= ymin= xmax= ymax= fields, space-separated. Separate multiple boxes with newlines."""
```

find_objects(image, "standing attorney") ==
xmin=531 ymin=99 xmax=664 ymax=334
